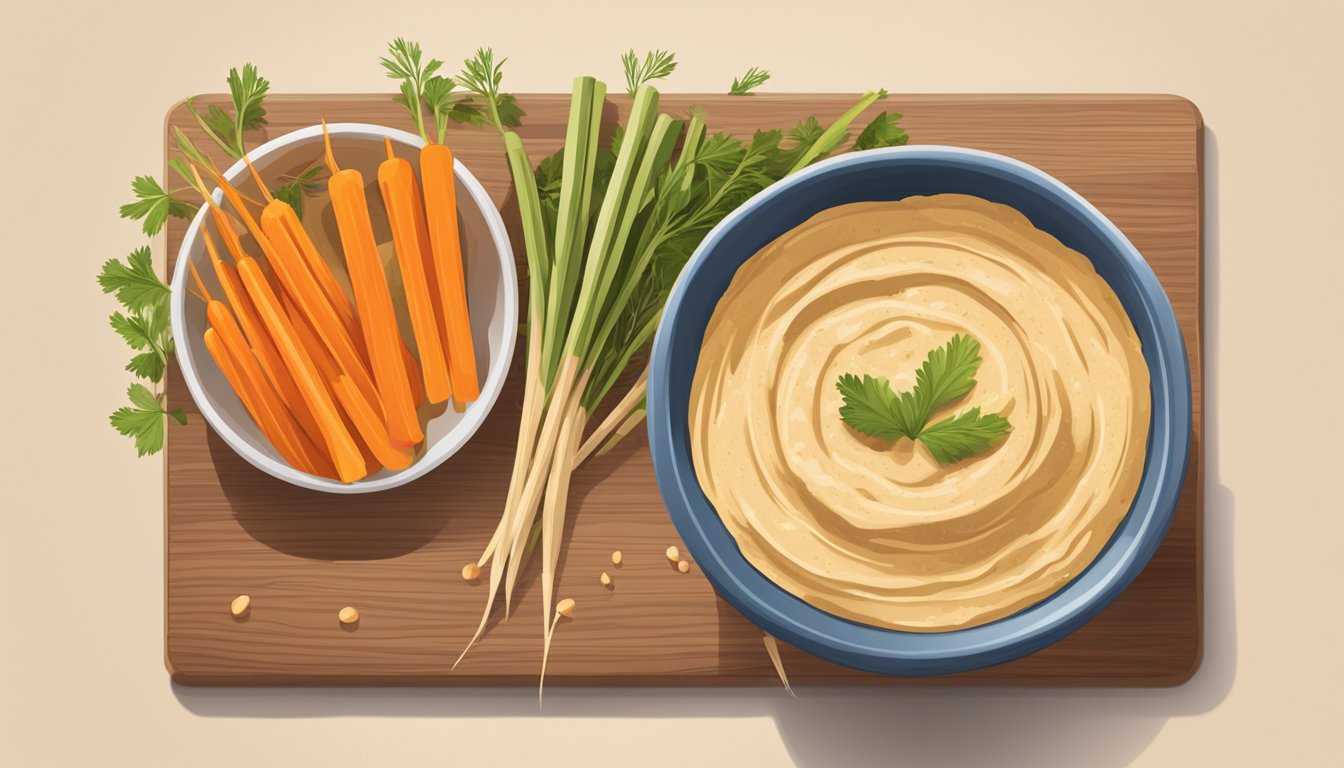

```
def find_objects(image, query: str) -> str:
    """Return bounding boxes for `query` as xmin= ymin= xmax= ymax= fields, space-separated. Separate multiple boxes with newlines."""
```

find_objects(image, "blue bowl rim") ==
xmin=647 ymin=145 xmax=1192 ymax=676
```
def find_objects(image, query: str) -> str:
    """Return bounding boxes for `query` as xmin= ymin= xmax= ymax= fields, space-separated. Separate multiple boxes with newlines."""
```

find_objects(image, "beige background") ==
xmin=1 ymin=0 xmax=1340 ymax=765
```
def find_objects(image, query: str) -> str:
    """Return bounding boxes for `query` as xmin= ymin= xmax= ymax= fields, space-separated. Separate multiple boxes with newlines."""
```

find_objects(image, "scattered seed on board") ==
xmin=556 ymin=598 xmax=576 ymax=618
xmin=600 ymin=571 xmax=612 ymax=586
xmin=462 ymin=562 xmax=481 ymax=581
xmin=678 ymin=560 xmax=691 ymax=573
xmin=230 ymin=595 xmax=251 ymax=617
xmin=665 ymin=545 xmax=680 ymax=563
xmin=338 ymin=606 xmax=360 ymax=624
xmin=611 ymin=550 xmax=623 ymax=566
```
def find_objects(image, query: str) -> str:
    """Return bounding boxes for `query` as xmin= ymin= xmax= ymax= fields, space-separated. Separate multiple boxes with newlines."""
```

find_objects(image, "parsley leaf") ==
xmin=227 ymin=63 xmax=270 ymax=138
xmin=852 ymin=111 xmax=909 ymax=151
xmin=185 ymin=63 xmax=269 ymax=158
xmin=911 ymin=334 xmax=983 ymax=426
xmin=98 ymin=246 xmax=169 ymax=313
xmin=110 ymin=383 xmax=184 ymax=457
xmin=916 ymin=408 xmax=1013 ymax=464
xmin=837 ymin=335 xmax=1010 ymax=463
xmin=835 ymin=374 xmax=921 ymax=440
xmin=729 ymin=66 xmax=771 ymax=95
xmin=119 ymin=176 xmax=198 ymax=236
xmin=621 ymin=49 xmax=677 ymax=97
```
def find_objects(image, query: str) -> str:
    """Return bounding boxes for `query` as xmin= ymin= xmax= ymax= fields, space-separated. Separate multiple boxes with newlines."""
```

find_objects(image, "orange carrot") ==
xmin=201 ymin=229 xmax=328 ymax=455
xmin=237 ymin=157 xmax=425 ymax=407
xmin=420 ymin=143 xmax=480 ymax=403
xmin=331 ymin=374 xmax=414 ymax=471
xmin=204 ymin=327 xmax=335 ymax=479
xmin=378 ymin=138 xmax=452 ymax=404
xmin=236 ymin=256 xmax=367 ymax=483
xmin=189 ymin=259 xmax=329 ymax=478
xmin=324 ymin=124 xmax=424 ymax=447
xmin=197 ymin=164 xmax=379 ymax=410
xmin=282 ymin=291 xmax=387 ymax=472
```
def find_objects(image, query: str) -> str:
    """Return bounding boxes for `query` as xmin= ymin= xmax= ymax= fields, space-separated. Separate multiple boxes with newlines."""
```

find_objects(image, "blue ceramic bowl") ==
xmin=648 ymin=146 xmax=1191 ymax=676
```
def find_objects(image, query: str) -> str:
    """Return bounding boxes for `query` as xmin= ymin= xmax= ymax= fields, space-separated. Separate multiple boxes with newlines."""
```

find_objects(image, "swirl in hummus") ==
xmin=689 ymin=194 xmax=1150 ymax=632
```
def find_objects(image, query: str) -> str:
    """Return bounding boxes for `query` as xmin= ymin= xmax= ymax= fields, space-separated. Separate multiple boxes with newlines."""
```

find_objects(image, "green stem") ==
xmin=185 ymin=98 xmax=237 ymax=159
xmin=787 ymin=89 xmax=886 ymax=174
xmin=540 ymin=77 xmax=604 ymax=390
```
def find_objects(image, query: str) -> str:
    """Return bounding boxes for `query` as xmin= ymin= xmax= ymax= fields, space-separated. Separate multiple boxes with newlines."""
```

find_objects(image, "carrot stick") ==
xmin=236 ymin=256 xmax=367 ymax=483
xmin=378 ymin=138 xmax=452 ymax=404
xmin=282 ymin=291 xmax=386 ymax=473
xmin=202 ymin=229 xmax=328 ymax=454
xmin=196 ymin=165 xmax=373 ymax=398
xmin=241 ymin=156 xmax=361 ymax=335
xmin=201 ymin=298 xmax=328 ymax=477
xmin=420 ymin=143 xmax=480 ymax=403
xmin=331 ymin=375 xmax=414 ymax=471
xmin=324 ymin=123 xmax=424 ymax=447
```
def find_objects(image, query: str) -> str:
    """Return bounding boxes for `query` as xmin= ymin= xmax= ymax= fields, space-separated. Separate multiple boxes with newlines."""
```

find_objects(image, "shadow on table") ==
xmin=173 ymin=127 xmax=1232 ymax=768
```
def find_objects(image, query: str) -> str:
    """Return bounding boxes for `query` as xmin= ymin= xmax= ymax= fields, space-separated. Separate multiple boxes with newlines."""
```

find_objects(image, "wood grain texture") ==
xmin=164 ymin=94 xmax=1203 ymax=686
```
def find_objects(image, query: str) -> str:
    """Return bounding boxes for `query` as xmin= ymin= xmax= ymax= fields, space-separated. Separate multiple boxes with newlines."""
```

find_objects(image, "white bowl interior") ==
xmin=170 ymin=124 xmax=516 ymax=493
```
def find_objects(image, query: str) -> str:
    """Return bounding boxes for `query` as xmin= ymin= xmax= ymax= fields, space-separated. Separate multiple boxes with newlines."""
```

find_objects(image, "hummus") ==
xmin=689 ymin=194 xmax=1150 ymax=632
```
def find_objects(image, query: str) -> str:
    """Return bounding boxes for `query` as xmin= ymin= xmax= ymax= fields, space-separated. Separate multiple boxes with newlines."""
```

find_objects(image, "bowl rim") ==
xmin=647 ymin=144 xmax=1192 ymax=675
xmin=169 ymin=122 xmax=518 ymax=494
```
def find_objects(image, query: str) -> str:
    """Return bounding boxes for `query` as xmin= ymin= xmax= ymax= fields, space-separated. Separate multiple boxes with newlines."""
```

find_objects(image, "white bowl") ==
xmin=170 ymin=123 xmax=517 ymax=493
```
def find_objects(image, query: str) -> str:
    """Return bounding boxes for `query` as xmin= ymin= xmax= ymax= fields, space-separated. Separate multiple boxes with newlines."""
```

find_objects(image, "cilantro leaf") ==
xmin=621 ymin=49 xmax=677 ymax=97
xmin=835 ymin=373 xmax=920 ymax=440
xmin=119 ymin=176 xmax=198 ymax=236
xmin=729 ymin=66 xmax=771 ymax=95
xmin=911 ymin=334 xmax=983 ymax=425
xmin=98 ymin=247 xmax=169 ymax=313
xmin=916 ymin=407 xmax=1012 ymax=464
xmin=109 ymin=384 xmax=173 ymax=456
xmin=852 ymin=111 xmax=909 ymax=151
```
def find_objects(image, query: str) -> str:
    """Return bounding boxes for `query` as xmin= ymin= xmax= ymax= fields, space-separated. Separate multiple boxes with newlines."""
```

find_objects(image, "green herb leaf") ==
xmin=109 ymin=383 xmax=173 ymax=456
xmin=109 ymin=310 xmax=155 ymax=351
xmin=227 ymin=63 xmax=270 ymax=135
xmin=271 ymin=164 xmax=326 ymax=219
xmin=728 ymin=66 xmax=770 ymax=95
xmin=852 ymin=111 xmax=909 ymax=151
xmin=837 ymin=335 xmax=1009 ymax=463
xmin=382 ymin=38 xmax=446 ymax=141
xmin=185 ymin=64 xmax=270 ymax=159
xmin=916 ymin=407 xmax=1012 ymax=464
xmin=119 ymin=176 xmax=198 ymax=236
xmin=835 ymin=373 xmax=920 ymax=440
xmin=98 ymin=247 xmax=169 ymax=313
xmin=456 ymin=48 xmax=523 ymax=134
xmin=621 ymin=49 xmax=677 ymax=97
xmin=911 ymin=333 xmax=983 ymax=425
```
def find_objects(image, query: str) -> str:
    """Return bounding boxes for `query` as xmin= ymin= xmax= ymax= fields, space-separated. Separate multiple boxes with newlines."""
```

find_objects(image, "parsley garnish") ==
xmin=99 ymin=246 xmax=182 ymax=454
xmin=185 ymin=63 xmax=270 ymax=159
xmin=110 ymin=383 xmax=187 ymax=457
xmin=119 ymin=175 xmax=198 ymax=236
xmin=836 ymin=335 xmax=1011 ymax=463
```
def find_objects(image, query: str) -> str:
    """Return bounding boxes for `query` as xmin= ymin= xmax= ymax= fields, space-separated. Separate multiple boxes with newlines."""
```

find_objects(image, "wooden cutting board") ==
xmin=164 ymin=93 xmax=1203 ymax=686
